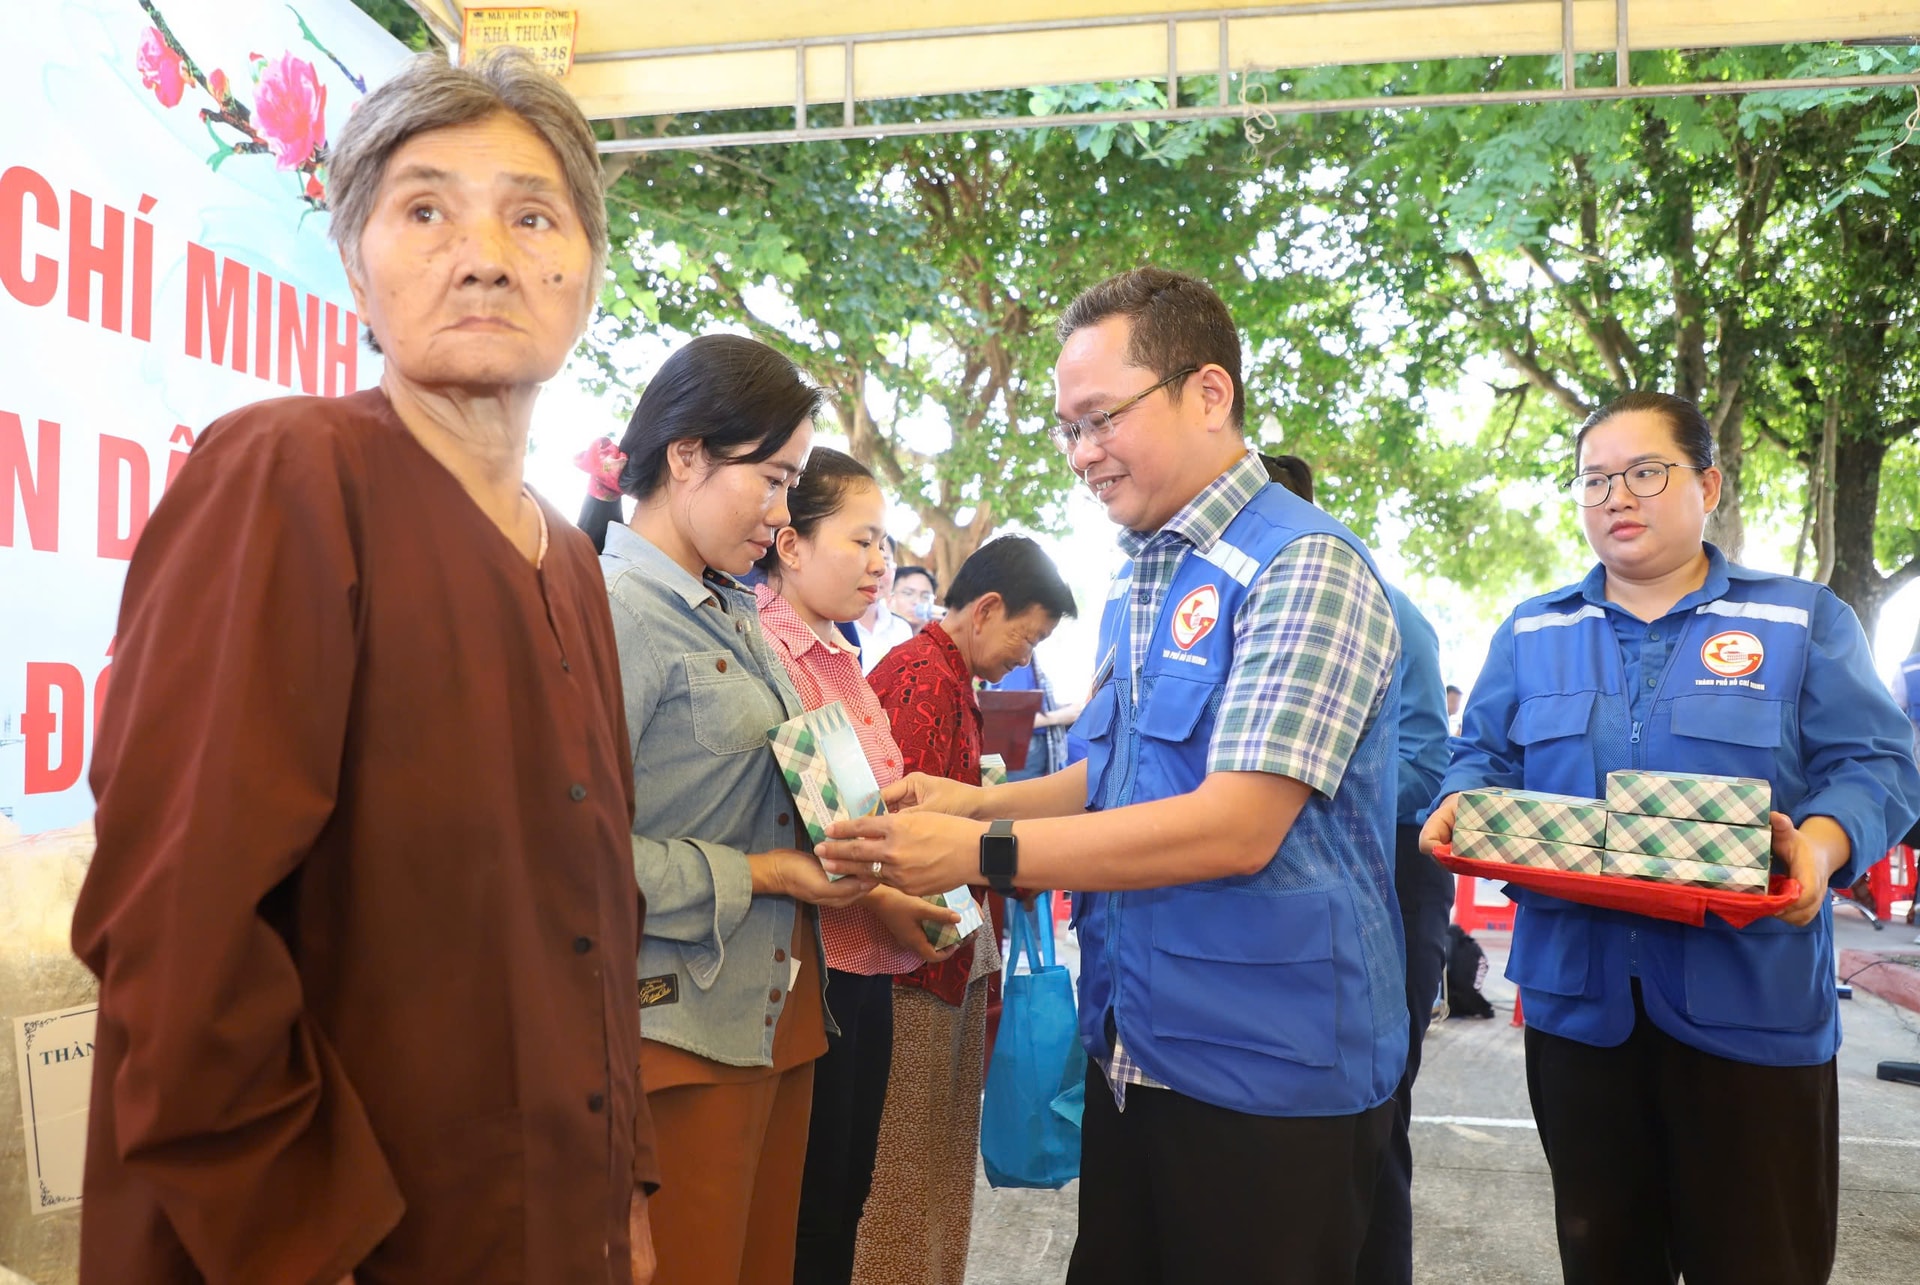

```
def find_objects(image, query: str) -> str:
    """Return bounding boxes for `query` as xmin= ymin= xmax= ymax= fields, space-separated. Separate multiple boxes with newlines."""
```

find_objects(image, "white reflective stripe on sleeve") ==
xmin=1511 ymin=604 xmax=1605 ymax=634
xmin=1197 ymin=539 xmax=1259 ymax=586
xmin=1695 ymin=599 xmax=1811 ymax=628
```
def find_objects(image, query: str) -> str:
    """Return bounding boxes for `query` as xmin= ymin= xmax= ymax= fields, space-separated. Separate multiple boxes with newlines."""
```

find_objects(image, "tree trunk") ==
xmin=1825 ymin=434 xmax=1890 ymax=633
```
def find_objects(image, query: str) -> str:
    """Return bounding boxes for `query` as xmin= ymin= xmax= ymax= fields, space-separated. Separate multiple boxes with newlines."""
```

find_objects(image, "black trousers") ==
xmin=1068 ymin=1061 xmax=1396 ymax=1285
xmin=1525 ymin=986 xmax=1839 ymax=1285
xmin=1355 ymin=824 xmax=1456 ymax=1285
xmin=793 ymin=968 xmax=895 ymax=1285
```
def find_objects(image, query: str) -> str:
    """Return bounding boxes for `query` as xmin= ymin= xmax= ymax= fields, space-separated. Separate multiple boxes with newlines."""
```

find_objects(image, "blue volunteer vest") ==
xmin=1901 ymin=651 xmax=1920 ymax=725
xmin=1070 ymin=483 xmax=1407 ymax=1117
xmin=1502 ymin=566 xmax=1839 ymax=1065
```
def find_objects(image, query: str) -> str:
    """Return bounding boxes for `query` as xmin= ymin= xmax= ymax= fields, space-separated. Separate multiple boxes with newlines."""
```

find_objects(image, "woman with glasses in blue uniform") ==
xmin=1421 ymin=391 xmax=1920 ymax=1285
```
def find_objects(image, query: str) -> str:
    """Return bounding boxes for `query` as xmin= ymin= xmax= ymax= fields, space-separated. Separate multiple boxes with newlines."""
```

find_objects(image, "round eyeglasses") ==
xmin=1048 ymin=367 xmax=1197 ymax=453
xmin=1567 ymin=461 xmax=1706 ymax=507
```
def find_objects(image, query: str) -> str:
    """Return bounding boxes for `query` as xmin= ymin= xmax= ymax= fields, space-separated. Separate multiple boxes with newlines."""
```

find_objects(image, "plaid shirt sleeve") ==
xmin=1208 ymin=534 xmax=1399 ymax=795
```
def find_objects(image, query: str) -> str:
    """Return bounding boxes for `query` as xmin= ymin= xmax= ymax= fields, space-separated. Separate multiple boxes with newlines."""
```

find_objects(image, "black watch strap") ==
xmin=979 ymin=817 xmax=1018 ymax=895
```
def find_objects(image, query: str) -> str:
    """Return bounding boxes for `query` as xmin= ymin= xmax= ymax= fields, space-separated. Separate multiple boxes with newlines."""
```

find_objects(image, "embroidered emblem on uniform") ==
xmin=1170 ymin=584 xmax=1220 ymax=650
xmin=638 ymin=975 xmax=679 ymax=1008
xmin=1700 ymin=630 xmax=1763 ymax=678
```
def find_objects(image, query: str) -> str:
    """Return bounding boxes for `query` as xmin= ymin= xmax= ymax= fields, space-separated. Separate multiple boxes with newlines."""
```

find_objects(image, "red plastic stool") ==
xmin=1867 ymin=846 xmax=1916 ymax=921
xmin=1453 ymin=874 xmax=1516 ymax=934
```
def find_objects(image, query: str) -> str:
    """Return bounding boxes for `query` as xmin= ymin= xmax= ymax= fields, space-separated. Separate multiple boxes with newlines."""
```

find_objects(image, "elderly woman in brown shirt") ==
xmin=71 ymin=51 xmax=657 ymax=1284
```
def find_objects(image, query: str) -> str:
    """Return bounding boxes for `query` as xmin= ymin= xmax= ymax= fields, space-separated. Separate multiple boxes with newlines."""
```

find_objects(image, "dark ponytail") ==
xmin=577 ymin=334 xmax=825 ymax=552
xmin=755 ymin=447 xmax=877 ymax=579
xmin=1574 ymin=391 xmax=1715 ymax=473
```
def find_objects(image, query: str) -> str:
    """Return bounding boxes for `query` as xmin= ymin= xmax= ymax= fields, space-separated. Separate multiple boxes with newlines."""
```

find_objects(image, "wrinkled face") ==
xmin=680 ymin=421 xmax=815 ymax=577
xmin=1055 ymin=316 xmax=1205 ymax=534
xmin=778 ymin=481 xmax=889 ymax=625
xmin=347 ymin=112 xmax=593 ymax=391
xmin=967 ymin=601 xmax=1059 ymax=683
xmin=1575 ymin=410 xmax=1720 ymax=581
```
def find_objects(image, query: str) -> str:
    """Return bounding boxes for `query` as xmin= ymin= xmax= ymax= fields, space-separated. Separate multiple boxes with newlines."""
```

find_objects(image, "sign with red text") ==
xmin=0 ymin=1 xmax=407 ymax=833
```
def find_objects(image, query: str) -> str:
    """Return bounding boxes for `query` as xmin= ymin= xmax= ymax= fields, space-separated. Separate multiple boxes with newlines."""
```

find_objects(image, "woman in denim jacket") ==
xmin=578 ymin=335 xmax=876 ymax=1285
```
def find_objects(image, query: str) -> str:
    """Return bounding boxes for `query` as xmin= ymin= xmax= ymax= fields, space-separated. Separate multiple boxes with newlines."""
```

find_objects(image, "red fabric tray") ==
xmin=1433 ymin=845 xmax=1799 ymax=929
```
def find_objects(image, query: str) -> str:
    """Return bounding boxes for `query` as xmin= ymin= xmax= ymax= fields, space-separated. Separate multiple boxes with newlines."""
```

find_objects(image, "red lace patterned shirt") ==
xmin=867 ymin=622 xmax=985 ymax=1005
xmin=755 ymin=583 xmax=923 ymax=976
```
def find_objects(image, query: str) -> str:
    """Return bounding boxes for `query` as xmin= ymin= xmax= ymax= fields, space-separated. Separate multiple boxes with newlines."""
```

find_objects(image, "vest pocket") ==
xmin=1507 ymin=690 xmax=1597 ymax=746
xmin=1668 ymin=693 xmax=1786 ymax=749
xmin=1681 ymin=920 xmax=1827 ymax=1031
xmin=1504 ymin=897 xmax=1594 ymax=997
xmin=1136 ymin=673 xmax=1214 ymax=743
xmin=1072 ymin=685 xmax=1120 ymax=806
xmin=1147 ymin=891 xmax=1338 ymax=1067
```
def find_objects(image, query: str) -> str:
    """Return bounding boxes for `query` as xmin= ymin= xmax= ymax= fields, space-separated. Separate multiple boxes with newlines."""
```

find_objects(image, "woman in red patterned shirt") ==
xmin=753 ymin=448 xmax=967 ymax=1285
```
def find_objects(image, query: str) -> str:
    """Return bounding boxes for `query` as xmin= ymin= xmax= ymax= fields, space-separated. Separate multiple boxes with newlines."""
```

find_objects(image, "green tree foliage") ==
xmin=1222 ymin=42 xmax=1920 ymax=627
xmin=349 ymin=0 xmax=436 ymax=51
xmin=592 ymin=95 xmax=1350 ymax=580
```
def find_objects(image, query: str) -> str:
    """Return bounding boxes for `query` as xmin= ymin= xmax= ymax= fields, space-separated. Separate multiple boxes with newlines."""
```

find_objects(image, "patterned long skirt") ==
xmin=851 ymin=916 xmax=1002 ymax=1285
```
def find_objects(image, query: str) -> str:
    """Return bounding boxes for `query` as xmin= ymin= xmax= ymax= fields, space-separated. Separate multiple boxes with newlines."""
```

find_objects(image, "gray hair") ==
xmin=327 ymin=48 xmax=609 ymax=286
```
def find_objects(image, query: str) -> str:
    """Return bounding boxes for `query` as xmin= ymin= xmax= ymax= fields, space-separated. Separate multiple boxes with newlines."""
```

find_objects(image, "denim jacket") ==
xmin=602 ymin=523 xmax=834 ymax=1066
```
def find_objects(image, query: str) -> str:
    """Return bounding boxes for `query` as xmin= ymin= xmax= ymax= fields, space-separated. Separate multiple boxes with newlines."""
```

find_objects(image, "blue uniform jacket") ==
xmin=1442 ymin=547 xmax=1920 ymax=1065
xmin=1072 ymin=483 xmax=1408 ymax=1116
xmin=1387 ymin=585 xmax=1449 ymax=827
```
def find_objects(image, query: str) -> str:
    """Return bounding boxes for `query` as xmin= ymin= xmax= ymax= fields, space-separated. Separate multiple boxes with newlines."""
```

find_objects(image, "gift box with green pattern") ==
xmin=1604 ymin=812 xmax=1772 ymax=870
xmin=979 ymin=754 xmax=1008 ymax=788
xmin=1602 ymin=850 xmax=1771 ymax=893
xmin=1455 ymin=788 xmax=1609 ymax=847
xmin=1454 ymin=828 xmax=1603 ymax=874
xmin=767 ymin=701 xmax=884 ymax=861
xmin=923 ymin=886 xmax=986 ymax=950
xmin=1604 ymin=770 xmax=1770 ymax=827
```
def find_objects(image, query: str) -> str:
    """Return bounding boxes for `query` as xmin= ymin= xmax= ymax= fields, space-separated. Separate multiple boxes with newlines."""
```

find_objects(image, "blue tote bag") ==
xmin=980 ymin=893 xmax=1087 ymax=1189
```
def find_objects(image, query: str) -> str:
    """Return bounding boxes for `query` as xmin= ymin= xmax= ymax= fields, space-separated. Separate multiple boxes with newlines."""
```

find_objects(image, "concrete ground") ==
xmin=964 ymin=908 xmax=1920 ymax=1284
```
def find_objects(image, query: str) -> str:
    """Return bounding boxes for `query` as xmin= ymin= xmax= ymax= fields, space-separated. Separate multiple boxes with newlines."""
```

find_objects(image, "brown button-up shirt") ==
xmin=72 ymin=390 xmax=654 ymax=1284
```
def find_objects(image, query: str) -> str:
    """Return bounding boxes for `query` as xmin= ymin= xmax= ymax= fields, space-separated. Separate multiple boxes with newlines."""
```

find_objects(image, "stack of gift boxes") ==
xmin=1454 ymin=770 xmax=1773 ymax=895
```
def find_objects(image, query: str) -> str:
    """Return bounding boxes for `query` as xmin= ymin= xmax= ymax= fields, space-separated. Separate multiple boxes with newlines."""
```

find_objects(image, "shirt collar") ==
xmin=1576 ymin=542 xmax=1732 ymax=616
xmin=1117 ymin=451 xmax=1268 ymax=559
xmin=754 ymin=583 xmax=862 ymax=660
xmin=602 ymin=522 xmax=731 ymax=610
xmin=921 ymin=621 xmax=977 ymax=695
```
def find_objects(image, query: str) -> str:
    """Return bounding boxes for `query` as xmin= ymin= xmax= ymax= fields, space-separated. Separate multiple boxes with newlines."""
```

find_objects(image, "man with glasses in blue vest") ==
xmin=822 ymin=267 xmax=1408 ymax=1283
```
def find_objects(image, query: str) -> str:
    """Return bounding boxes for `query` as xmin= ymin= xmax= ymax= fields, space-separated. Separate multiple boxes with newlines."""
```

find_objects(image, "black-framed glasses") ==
xmin=1567 ymin=461 xmax=1706 ymax=508
xmin=1047 ymin=367 xmax=1198 ymax=453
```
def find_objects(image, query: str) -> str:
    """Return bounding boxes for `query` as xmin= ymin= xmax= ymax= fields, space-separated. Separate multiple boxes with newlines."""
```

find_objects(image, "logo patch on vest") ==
xmin=1170 ymin=584 xmax=1220 ymax=650
xmin=1700 ymin=630 xmax=1764 ymax=678
xmin=638 ymin=975 xmax=679 ymax=1008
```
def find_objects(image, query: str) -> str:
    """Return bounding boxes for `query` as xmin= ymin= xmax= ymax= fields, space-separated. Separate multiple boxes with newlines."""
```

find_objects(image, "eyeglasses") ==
xmin=1567 ymin=461 xmax=1706 ymax=508
xmin=1048 ymin=367 xmax=1198 ymax=453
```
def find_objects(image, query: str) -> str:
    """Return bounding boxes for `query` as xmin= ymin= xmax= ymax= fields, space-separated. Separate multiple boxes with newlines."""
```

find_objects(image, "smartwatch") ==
xmin=979 ymin=818 xmax=1018 ymax=895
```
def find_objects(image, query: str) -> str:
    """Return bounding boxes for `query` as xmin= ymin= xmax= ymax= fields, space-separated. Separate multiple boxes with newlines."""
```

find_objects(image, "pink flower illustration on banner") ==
xmin=136 ymin=26 xmax=187 ymax=107
xmin=208 ymin=67 xmax=229 ymax=102
xmin=254 ymin=52 xmax=328 ymax=170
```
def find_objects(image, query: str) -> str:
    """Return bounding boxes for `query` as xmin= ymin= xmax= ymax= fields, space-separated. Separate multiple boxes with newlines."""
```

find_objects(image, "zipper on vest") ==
xmin=1630 ymin=720 xmax=1642 ymax=747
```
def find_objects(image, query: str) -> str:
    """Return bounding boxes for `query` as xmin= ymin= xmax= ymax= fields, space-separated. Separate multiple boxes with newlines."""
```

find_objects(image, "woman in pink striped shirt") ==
xmin=753 ymin=447 xmax=968 ymax=1285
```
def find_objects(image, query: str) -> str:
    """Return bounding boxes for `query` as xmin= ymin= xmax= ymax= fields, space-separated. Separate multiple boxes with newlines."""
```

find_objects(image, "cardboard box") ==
xmin=923 ymin=886 xmax=986 ymax=950
xmin=1605 ymin=812 xmax=1771 ymax=870
xmin=1453 ymin=828 xmax=1604 ymax=875
xmin=1456 ymin=788 xmax=1608 ymax=847
xmin=1602 ymin=850 xmax=1771 ymax=893
xmin=1604 ymin=770 xmax=1770 ymax=827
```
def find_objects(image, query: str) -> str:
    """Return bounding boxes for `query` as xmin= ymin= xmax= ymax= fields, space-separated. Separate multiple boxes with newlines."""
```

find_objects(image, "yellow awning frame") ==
xmin=405 ymin=0 xmax=1920 ymax=153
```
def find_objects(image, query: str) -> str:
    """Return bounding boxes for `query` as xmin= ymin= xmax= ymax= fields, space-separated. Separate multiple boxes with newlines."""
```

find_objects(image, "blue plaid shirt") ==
xmin=1100 ymin=453 xmax=1398 ymax=1105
